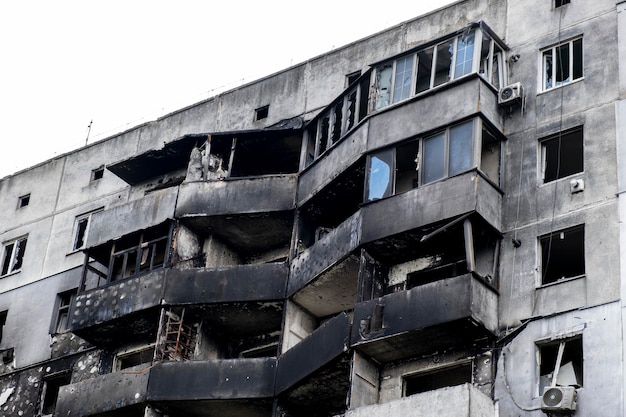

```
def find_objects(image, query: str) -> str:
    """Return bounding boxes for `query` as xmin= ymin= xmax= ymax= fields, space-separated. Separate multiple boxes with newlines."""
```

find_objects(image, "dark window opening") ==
xmin=539 ymin=336 xmax=583 ymax=394
xmin=345 ymin=89 xmax=358 ymax=131
xmin=1 ymin=237 xmax=27 ymax=276
xmin=408 ymin=260 xmax=468 ymax=289
xmin=53 ymin=289 xmax=77 ymax=333
xmin=318 ymin=116 xmax=330 ymax=155
xmin=543 ymin=38 xmax=583 ymax=90
xmin=331 ymin=102 xmax=343 ymax=144
xmin=404 ymin=363 xmax=472 ymax=396
xmin=541 ymin=126 xmax=584 ymax=183
xmin=41 ymin=372 xmax=71 ymax=415
xmin=91 ymin=167 xmax=104 ymax=181
xmin=116 ymin=346 xmax=154 ymax=371
xmin=555 ymin=0 xmax=570 ymax=7
xmin=239 ymin=342 xmax=279 ymax=358
xmin=255 ymin=105 xmax=269 ymax=121
xmin=74 ymin=217 xmax=89 ymax=250
xmin=0 ymin=311 xmax=7 ymax=345
xmin=540 ymin=225 xmax=585 ymax=285
xmin=346 ymin=70 xmax=362 ymax=87
xmin=17 ymin=194 xmax=30 ymax=208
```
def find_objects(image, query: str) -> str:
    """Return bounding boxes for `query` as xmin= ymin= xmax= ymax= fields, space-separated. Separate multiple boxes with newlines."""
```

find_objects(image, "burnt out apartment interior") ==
xmin=1 ymin=1 xmax=625 ymax=416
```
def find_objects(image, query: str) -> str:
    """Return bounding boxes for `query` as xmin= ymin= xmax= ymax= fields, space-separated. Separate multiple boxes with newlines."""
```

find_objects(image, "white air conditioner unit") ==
xmin=541 ymin=386 xmax=577 ymax=413
xmin=498 ymin=82 xmax=524 ymax=106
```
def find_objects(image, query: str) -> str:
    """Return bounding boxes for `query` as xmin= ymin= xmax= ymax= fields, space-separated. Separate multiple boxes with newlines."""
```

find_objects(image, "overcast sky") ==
xmin=0 ymin=1 xmax=457 ymax=178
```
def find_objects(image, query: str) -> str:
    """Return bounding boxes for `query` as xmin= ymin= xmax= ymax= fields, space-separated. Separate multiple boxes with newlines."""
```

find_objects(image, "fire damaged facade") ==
xmin=2 ymin=0 xmax=626 ymax=416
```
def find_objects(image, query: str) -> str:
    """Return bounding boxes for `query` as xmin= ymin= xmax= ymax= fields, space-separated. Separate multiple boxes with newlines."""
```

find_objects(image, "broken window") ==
xmin=478 ymin=31 xmax=504 ymax=90
xmin=91 ymin=167 xmax=104 ymax=182
xmin=72 ymin=208 xmax=103 ymax=251
xmin=52 ymin=289 xmax=77 ymax=333
xmin=365 ymin=141 xmax=419 ymax=202
xmin=366 ymin=149 xmax=394 ymax=201
xmin=538 ymin=336 xmax=583 ymax=395
xmin=255 ymin=105 xmax=269 ymax=121
xmin=555 ymin=0 xmax=571 ymax=7
xmin=404 ymin=362 xmax=472 ymax=396
xmin=17 ymin=193 xmax=30 ymax=209
xmin=541 ymin=126 xmax=583 ymax=183
xmin=481 ymin=125 xmax=501 ymax=185
xmin=542 ymin=37 xmax=583 ymax=91
xmin=115 ymin=344 xmax=155 ymax=371
xmin=0 ymin=311 xmax=7 ymax=345
xmin=346 ymin=70 xmax=362 ymax=87
xmin=41 ymin=372 xmax=72 ymax=416
xmin=423 ymin=120 xmax=474 ymax=184
xmin=540 ymin=225 xmax=585 ymax=285
xmin=1 ymin=236 xmax=27 ymax=276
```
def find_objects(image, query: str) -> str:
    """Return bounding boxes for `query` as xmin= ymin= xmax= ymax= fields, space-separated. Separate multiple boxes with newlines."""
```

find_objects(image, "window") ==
xmin=52 ymin=289 xmax=77 ymax=333
xmin=41 ymin=372 xmax=71 ymax=416
xmin=0 ymin=311 xmax=7 ymax=345
xmin=115 ymin=344 xmax=155 ymax=371
xmin=555 ymin=0 xmax=570 ymax=7
xmin=364 ymin=118 xmax=501 ymax=202
xmin=540 ymin=225 xmax=585 ymax=285
xmin=17 ymin=194 xmax=30 ymax=208
xmin=542 ymin=37 xmax=583 ymax=91
xmin=423 ymin=120 xmax=474 ymax=184
xmin=91 ymin=167 xmax=104 ymax=181
xmin=404 ymin=363 xmax=472 ymax=396
xmin=1 ymin=236 xmax=27 ymax=276
xmin=255 ymin=105 xmax=269 ymax=121
xmin=541 ymin=126 xmax=583 ymax=183
xmin=538 ymin=336 xmax=582 ymax=394
xmin=72 ymin=209 xmax=102 ymax=251
xmin=346 ymin=70 xmax=362 ymax=87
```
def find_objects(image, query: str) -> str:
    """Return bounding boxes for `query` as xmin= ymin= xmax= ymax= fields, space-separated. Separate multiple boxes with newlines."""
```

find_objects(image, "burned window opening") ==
xmin=541 ymin=126 xmax=583 ymax=183
xmin=404 ymin=362 xmax=472 ymax=396
xmin=17 ymin=193 xmax=30 ymax=208
xmin=1 ymin=236 xmax=27 ymax=276
xmin=41 ymin=371 xmax=72 ymax=416
xmin=72 ymin=208 xmax=103 ymax=251
xmin=538 ymin=336 xmax=583 ymax=394
xmin=115 ymin=344 xmax=156 ymax=371
xmin=255 ymin=105 xmax=269 ymax=121
xmin=540 ymin=225 xmax=585 ymax=285
xmin=81 ymin=223 xmax=173 ymax=291
xmin=331 ymin=102 xmax=343 ymax=144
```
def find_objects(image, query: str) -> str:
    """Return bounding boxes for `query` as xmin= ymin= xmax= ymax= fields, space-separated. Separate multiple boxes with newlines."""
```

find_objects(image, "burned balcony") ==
xmin=344 ymin=383 xmax=495 ymax=417
xmin=71 ymin=263 xmax=287 ymax=346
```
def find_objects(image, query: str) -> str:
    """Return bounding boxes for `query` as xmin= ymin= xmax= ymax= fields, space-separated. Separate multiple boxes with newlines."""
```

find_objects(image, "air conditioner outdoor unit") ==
xmin=541 ymin=386 xmax=577 ymax=413
xmin=498 ymin=82 xmax=523 ymax=106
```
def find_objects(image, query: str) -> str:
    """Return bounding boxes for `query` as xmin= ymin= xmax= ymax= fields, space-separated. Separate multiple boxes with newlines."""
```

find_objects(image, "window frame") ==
xmin=538 ymin=225 xmax=585 ymax=286
xmin=51 ymin=289 xmax=77 ymax=334
xmin=40 ymin=371 xmax=72 ymax=416
xmin=71 ymin=208 xmax=103 ymax=252
xmin=540 ymin=36 xmax=583 ymax=92
xmin=403 ymin=361 xmax=473 ymax=397
xmin=1 ymin=236 xmax=28 ymax=277
xmin=90 ymin=167 xmax=104 ymax=182
xmin=17 ymin=193 xmax=30 ymax=209
xmin=539 ymin=126 xmax=584 ymax=183
xmin=536 ymin=335 xmax=583 ymax=396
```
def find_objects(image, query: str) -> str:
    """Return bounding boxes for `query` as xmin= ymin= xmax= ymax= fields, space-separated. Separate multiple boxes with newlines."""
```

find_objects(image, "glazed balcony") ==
xmin=351 ymin=273 xmax=498 ymax=363
xmin=290 ymin=170 xmax=502 ymax=298
xmin=344 ymin=383 xmax=495 ymax=417
xmin=70 ymin=263 xmax=288 ymax=345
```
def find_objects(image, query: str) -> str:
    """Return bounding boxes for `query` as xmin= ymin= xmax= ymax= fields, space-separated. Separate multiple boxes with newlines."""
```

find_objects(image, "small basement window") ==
xmin=540 ymin=225 xmax=585 ymax=285
xmin=538 ymin=336 xmax=583 ymax=394
xmin=17 ymin=194 xmax=30 ymax=208
xmin=404 ymin=362 xmax=472 ymax=396
xmin=255 ymin=105 xmax=269 ymax=121
xmin=541 ymin=126 xmax=583 ymax=183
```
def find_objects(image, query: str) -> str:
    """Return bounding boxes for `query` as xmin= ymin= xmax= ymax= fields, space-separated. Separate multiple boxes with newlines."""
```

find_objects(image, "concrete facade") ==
xmin=0 ymin=1 xmax=624 ymax=416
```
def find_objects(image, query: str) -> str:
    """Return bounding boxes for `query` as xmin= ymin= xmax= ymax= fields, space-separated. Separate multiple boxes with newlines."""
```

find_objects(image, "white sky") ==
xmin=0 ymin=1 xmax=457 ymax=178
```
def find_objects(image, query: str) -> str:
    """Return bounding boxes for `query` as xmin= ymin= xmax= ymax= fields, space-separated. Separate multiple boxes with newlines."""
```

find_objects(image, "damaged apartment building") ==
xmin=2 ymin=0 xmax=626 ymax=416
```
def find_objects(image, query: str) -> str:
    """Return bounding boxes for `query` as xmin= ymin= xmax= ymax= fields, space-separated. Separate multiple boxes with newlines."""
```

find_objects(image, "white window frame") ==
xmin=1 ymin=236 xmax=27 ymax=277
xmin=540 ymin=36 xmax=583 ymax=92
xmin=71 ymin=208 xmax=103 ymax=251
